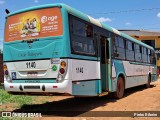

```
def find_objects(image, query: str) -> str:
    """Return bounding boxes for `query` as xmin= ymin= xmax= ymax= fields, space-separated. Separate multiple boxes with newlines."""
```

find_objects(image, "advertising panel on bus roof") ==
xmin=5 ymin=7 xmax=63 ymax=42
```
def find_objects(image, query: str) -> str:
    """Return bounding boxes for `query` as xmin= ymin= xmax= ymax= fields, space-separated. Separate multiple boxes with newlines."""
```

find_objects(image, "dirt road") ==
xmin=9 ymin=79 xmax=159 ymax=120
xmin=1 ymin=79 xmax=160 ymax=120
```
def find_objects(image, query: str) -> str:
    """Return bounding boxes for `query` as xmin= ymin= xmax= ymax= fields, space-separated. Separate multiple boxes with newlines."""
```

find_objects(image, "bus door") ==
xmin=100 ymin=36 xmax=109 ymax=91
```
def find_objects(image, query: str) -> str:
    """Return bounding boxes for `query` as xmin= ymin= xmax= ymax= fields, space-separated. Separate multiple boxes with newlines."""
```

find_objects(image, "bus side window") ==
xmin=117 ymin=36 xmax=125 ymax=59
xmin=135 ymin=44 xmax=142 ymax=62
xmin=115 ymin=36 xmax=119 ymax=47
xmin=70 ymin=16 xmax=96 ymax=56
xmin=85 ymin=25 xmax=93 ymax=37
xmin=72 ymin=42 xmax=83 ymax=52
xmin=112 ymin=36 xmax=118 ymax=57
xmin=148 ymin=49 xmax=151 ymax=63
xmin=142 ymin=47 xmax=148 ymax=63
xmin=112 ymin=36 xmax=125 ymax=59
xmin=126 ymin=40 xmax=134 ymax=61
xmin=72 ymin=18 xmax=86 ymax=37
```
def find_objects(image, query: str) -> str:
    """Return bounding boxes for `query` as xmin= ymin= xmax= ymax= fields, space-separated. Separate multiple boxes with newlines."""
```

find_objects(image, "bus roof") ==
xmin=6 ymin=3 xmax=154 ymax=50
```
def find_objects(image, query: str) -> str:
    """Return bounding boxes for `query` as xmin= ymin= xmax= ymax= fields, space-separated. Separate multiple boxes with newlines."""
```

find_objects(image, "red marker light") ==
xmin=73 ymin=81 xmax=77 ymax=84
xmin=53 ymin=86 xmax=58 ymax=88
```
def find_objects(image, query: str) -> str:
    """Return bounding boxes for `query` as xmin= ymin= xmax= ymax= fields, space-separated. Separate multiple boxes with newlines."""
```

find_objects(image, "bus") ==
xmin=3 ymin=3 xmax=157 ymax=98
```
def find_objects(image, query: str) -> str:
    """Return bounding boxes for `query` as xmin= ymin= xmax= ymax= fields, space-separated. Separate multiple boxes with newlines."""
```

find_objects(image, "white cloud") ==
xmin=96 ymin=17 xmax=112 ymax=22
xmin=157 ymin=12 xmax=160 ymax=18
xmin=0 ymin=0 xmax=5 ymax=5
xmin=125 ymin=22 xmax=132 ymax=26
xmin=34 ymin=0 xmax=39 ymax=3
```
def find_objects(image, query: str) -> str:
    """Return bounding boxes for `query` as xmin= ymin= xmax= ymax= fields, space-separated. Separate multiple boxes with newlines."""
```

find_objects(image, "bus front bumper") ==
xmin=4 ymin=80 xmax=72 ymax=94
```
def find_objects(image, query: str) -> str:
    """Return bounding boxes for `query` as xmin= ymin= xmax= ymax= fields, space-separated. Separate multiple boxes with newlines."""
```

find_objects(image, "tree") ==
xmin=0 ymin=49 xmax=2 ymax=54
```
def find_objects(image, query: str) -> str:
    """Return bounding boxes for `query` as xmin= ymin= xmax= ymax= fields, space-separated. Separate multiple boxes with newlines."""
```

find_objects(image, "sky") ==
xmin=0 ymin=0 xmax=160 ymax=49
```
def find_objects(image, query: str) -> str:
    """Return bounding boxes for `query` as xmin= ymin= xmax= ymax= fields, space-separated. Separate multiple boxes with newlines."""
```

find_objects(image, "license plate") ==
xmin=27 ymin=71 xmax=38 ymax=77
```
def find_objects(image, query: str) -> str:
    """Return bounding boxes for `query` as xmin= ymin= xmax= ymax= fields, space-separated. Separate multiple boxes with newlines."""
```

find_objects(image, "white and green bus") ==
xmin=4 ymin=3 xmax=157 ymax=98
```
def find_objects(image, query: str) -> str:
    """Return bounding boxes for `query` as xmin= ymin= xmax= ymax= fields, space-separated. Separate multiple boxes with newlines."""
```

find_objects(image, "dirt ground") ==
xmin=36 ymin=80 xmax=160 ymax=120
xmin=1 ymin=79 xmax=160 ymax=120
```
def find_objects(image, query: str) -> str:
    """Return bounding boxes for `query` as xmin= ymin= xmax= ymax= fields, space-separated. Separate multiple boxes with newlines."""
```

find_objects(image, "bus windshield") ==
xmin=5 ymin=7 xmax=63 ymax=42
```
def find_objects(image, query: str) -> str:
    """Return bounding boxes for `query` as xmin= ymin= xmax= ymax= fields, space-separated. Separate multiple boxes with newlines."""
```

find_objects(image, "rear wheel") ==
xmin=113 ymin=77 xmax=124 ymax=99
xmin=145 ymin=75 xmax=151 ymax=88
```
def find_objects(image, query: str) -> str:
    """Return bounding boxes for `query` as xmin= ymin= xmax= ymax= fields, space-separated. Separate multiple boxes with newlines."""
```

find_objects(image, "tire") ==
xmin=113 ymin=77 xmax=125 ymax=99
xmin=145 ymin=75 xmax=151 ymax=88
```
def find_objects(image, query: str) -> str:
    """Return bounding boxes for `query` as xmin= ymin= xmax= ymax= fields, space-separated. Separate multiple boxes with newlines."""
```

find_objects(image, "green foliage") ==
xmin=0 ymin=89 xmax=35 ymax=107
xmin=0 ymin=88 xmax=52 ymax=119
xmin=0 ymin=117 xmax=32 ymax=120
xmin=0 ymin=117 xmax=10 ymax=120
xmin=0 ymin=49 xmax=2 ymax=54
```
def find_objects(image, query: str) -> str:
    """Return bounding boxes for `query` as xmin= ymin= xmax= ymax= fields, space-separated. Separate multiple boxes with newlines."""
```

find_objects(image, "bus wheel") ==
xmin=145 ymin=75 xmax=151 ymax=88
xmin=113 ymin=77 xmax=124 ymax=99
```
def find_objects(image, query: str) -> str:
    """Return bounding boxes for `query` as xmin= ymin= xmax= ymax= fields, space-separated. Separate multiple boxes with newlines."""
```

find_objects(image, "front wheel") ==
xmin=113 ymin=77 xmax=125 ymax=99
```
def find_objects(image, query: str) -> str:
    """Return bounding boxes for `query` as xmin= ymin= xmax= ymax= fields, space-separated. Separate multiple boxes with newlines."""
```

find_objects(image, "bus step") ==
xmin=99 ymin=91 xmax=108 ymax=97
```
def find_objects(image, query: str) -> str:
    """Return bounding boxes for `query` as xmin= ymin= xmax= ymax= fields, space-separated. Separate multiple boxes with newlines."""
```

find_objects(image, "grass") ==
xmin=0 ymin=89 xmax=52 ymax=119
xmin=0 ymin=88 xmax=52 ymax=110
xmin=0 ymin=117 xmax=33 ymax=120
xmin=0 ymin=118 xmax=11 ymax=120
xmin=0 ymin=89 xmax=36 ymax=108
xmin=0 ymin=88 xmax=38 ymax=120
xmin=0 ymin=84 xmax=3 ymax=89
